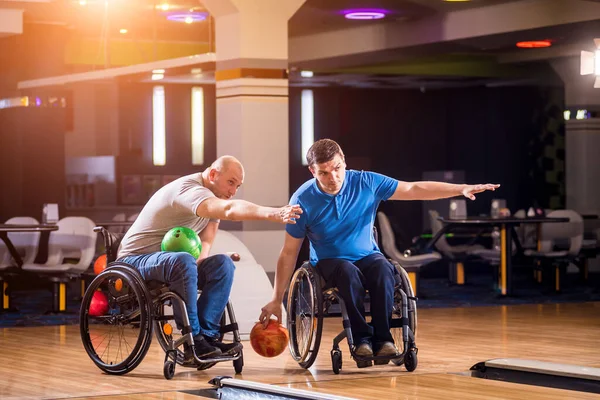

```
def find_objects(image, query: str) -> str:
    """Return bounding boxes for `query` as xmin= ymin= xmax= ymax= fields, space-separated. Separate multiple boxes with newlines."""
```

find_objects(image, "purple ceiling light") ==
xmin=166 ymin=12 xmax=208 ymax=23
xmin=341 ymin=8 xmax=388 ymax=20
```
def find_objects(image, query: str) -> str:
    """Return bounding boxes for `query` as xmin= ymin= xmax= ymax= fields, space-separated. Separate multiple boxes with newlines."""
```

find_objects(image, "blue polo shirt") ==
xmin=287 ymin=169 xmax=398 ymax=265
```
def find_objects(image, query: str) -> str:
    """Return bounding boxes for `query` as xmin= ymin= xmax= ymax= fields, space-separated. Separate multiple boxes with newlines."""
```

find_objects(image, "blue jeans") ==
xmin=119 ymin=252 xmax=235 ymax=338
xmin=317 ymin=253 xmax=396 ymax=347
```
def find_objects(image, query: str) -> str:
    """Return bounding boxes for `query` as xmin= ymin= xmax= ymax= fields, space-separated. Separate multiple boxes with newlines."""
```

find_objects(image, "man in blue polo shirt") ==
xmin=259 ymin=139 xmax=499 ymax=367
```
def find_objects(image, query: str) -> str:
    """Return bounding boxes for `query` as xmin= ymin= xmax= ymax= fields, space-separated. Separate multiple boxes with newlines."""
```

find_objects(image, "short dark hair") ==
xmin=306 ymin=139 xmax=343 ymax=166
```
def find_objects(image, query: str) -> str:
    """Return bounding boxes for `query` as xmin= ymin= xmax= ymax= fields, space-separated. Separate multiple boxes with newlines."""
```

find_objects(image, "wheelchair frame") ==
xmin=286 ymin=260 xmax=418 ymax=374
xmin=80 ymin=227 xmax=244 ymax=379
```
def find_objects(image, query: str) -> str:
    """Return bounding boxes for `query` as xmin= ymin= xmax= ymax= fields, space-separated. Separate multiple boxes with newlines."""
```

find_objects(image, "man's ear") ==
xmin=208 ymin=168 xmax=217 ymax=182
xmin=308 ymin=166 xmax=315 ymax=175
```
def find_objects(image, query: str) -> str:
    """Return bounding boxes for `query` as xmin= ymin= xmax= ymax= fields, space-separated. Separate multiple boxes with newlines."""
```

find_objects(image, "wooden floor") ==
xmin=1 ymin=302 xmax=600 ymax=400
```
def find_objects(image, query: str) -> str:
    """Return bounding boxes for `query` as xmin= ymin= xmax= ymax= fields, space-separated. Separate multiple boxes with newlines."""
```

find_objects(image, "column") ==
xmin=202 ymin=0 xmax=306 ymax=273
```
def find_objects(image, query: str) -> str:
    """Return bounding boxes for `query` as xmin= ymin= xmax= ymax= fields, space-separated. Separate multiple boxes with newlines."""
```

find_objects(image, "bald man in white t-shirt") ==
xmin=118 ymin=156 xmax=301 ymax=361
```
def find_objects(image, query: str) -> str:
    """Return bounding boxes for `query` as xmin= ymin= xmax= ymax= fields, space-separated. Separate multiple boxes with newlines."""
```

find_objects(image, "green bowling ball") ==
xmin=161 ymin=226 xmax=202 ymax=259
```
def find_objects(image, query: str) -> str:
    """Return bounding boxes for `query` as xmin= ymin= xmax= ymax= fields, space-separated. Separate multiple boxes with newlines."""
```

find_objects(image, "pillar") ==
xmin=201 ymin=0 xmax=306 ymax=272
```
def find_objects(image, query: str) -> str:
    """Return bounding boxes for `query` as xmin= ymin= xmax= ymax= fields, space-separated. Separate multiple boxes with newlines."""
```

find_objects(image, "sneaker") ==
xmin=188 ymin=335 xmax=222 ymax=359
xmin=204 ymin=335 xmax=243 ymax=355
xmin=374 ymin=341 xmax=399 ymax=365
xmin=355 ymin=341 xmax=374 ymax=357
xmin=354 ymin=340 xmax=373 ymax=368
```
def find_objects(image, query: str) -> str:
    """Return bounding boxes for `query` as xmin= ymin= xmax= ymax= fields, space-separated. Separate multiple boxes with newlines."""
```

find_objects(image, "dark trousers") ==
xmin=317 ymin=253 xmax=396 ymax=347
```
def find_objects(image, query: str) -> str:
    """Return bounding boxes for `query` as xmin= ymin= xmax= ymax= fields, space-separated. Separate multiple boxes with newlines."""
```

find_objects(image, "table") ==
xmin=429 ymin=216 xmax=568 ymax=296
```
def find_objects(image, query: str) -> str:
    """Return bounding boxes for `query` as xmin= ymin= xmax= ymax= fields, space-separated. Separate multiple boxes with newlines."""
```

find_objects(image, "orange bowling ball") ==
xmin=93 ymin=254 xmax=107 ymax=275
xmin=250 ymin=320 xmax=289 ymax=358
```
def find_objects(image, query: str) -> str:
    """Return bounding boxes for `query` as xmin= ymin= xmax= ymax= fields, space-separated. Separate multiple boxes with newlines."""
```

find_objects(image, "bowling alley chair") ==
xmin=0 ymin=217 xmax=41 ymax=311
xmin=376 ymin=211 xmax=442 ymax=296
xmin=21 ymin=216 xmax=96 ymax=313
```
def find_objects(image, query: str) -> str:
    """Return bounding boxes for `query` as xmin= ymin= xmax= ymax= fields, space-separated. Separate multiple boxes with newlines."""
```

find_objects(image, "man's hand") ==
xmin=270 ymin=204 xmax=303 ymax=224
xmin=462 ymin=184 xmax=500 ymax=200
xmin=259 ymin=300 xmax=283 ymax=328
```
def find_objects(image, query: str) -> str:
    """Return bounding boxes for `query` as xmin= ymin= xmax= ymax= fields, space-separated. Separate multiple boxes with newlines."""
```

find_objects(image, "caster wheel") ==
xmin=331 ymin=350 xmax=342 ymax=374
xmin=164 ymin=360 xmax=175 ymax=380
xmin=234 ymin=352 xmax=244 ymax=374
xmin=404 ymin=349 xmax=418 ymax=372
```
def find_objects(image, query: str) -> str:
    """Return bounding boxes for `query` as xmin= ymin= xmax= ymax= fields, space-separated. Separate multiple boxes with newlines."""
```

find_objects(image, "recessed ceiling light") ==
xmin=341 ymin=9 xmax=388 ymax=20
xmin=79 ymin=0 xmax=86 ymax=5
xmin=158 ymin=4 xmax=169 ymax=11
xmin=191 ymin=68 xmax=202 ymax=74
xmin=300 ymin=71 xmax=314 ymax=78
xmin=166 ymin=12 xmax=208 ymax=23
xmin=119 ymin=28 xmax=128 ymax=34
xmin=516 ymin=40 xmax=552 ymax=48
xmin=152 ymin=73 xmax=164 ymax=81
xmin=153 ymin=69 xmax=165 ymax=74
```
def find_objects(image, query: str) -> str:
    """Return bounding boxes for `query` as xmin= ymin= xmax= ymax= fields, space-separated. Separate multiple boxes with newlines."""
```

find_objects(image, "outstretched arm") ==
xmin=196 ymin=197 xmax=302 ymax=224
xmin=259 ymin=233 xmax=304 ymax=327
xmin=389 ymin=181 xmax=499 ymax=201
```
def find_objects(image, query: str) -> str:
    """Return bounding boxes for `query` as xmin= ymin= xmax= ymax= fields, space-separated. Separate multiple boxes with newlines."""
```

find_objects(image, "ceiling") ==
xmin=4 ymin=0 xmax=600 ymax=89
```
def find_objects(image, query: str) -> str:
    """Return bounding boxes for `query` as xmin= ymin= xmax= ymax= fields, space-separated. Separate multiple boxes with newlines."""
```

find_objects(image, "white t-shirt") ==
xmin=118 ymin=173 xmax=217 ymax=258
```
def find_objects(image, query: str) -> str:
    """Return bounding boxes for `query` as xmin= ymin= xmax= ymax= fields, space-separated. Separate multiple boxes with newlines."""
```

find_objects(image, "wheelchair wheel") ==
xmin=286 ymin=265 xmax=323 ymax=369
xmin=80 ymin=265 xmax=153 ymax=375
xmin=391 ymin=264 xmax=418 ymax=367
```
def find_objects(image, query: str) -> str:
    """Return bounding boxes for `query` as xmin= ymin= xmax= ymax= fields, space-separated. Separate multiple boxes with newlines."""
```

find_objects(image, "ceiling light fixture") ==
xmin=166 ymin=12 xmax=208 ymax=23
xmin=341 ymin=8 xmax=388 ymax=20
xmin=119 ymin=28 xmax=128 ymax=34
xmin=153 ymin=69 xmax=165 ymax=74
xmin=516 ymin=40 xmax=552 ymax=48
xmin=300 ymin=71 xmax=314 ymax=78
xmin=152 ymin=73 xmax=164 ymax=81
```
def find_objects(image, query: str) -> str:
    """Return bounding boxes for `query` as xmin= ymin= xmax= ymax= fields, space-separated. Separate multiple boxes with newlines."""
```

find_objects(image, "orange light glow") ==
xmin=119 ymin=28 xmax=128 ymax=34
xmin=516 ymin=40 xmax=552 ymax=48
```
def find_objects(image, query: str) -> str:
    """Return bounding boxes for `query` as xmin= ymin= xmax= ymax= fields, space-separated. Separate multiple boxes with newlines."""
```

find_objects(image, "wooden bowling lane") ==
xmin=0 ymin=302 xmax=599 ymax=400
xmin=284 ymin=373 xmax=600 ymax=400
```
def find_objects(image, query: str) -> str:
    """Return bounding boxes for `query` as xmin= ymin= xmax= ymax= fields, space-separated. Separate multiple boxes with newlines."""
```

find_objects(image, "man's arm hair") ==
xmin=196 ymin=197 xmax=279 ymax=221
xmin=389 ymin=181 xmax=467 ymax=201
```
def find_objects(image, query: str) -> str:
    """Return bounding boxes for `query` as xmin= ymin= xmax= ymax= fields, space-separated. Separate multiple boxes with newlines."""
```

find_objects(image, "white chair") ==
xmin=0 ymin=217 xmax=41 ymax=269
xmin=0 ymin=216 xmax=41 ymax=311
xmin=377 ymin=212 xmax=441 ymax=295
xmin=523 ymin=210 xmax=584 ymax=292
xmin=22 ymin=216 xmax=96 ymax=312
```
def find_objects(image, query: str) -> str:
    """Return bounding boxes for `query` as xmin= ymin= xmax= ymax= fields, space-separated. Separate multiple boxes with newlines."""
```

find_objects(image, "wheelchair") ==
xmin=80 ymin=227 xmax=244 ymax=380
xmin=286 ymin=257 xmax=418 ymax=374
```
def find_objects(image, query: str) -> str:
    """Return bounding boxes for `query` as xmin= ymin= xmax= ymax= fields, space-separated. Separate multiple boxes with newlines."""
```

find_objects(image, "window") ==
xmin=152 ymin=86 xmax=166 ymax=166
xmin=191 ymin=87 xmax=205 ymax=165
xmin=301 ymin=89 xmax=314 ymax=166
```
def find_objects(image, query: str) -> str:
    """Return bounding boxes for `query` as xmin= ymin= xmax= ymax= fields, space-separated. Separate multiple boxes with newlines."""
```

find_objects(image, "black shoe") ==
xmin=189 ymin=335 xmax=222 ymax=359
xmin=204 ymin=335 xmax=243 ymax=355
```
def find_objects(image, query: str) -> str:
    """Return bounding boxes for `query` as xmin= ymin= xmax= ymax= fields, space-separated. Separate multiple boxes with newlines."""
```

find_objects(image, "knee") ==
xmin=172 ymin=252 xmax=199 ymax=280
xmin=336 ymin=263 xmax=362 ymax=284
xmin=203 ymin=254 xmax=236 ymax=279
